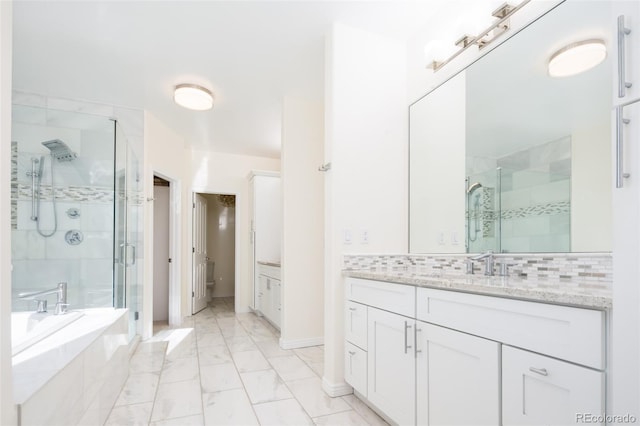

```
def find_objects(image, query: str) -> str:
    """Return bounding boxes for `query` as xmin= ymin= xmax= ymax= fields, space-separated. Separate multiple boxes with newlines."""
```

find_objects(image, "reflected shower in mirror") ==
xmin=409 ymin=0 xmax=612 ymax=254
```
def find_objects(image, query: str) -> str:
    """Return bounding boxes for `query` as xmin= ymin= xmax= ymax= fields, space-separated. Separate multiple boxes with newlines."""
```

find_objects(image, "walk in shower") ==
xmin=11 ymin=103 xmax=143 ymax=341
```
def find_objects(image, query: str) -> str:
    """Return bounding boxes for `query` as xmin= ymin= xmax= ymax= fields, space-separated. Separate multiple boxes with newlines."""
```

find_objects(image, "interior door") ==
xmin=192 ymin=193 xmax=208 ymax=314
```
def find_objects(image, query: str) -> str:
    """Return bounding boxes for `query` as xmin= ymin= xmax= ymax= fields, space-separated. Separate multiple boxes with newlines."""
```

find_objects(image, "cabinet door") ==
xmin=345 ymin=342 xmax=367 ymax=397
xmin=613 ymin=98 xmax=640 ymax=417
xmin=257 ymin=275 xmax=267 ymax=315
xmin=416 ymin=322 xmax=500 ymax=426
xmin=272 ymin=278 xmax=281 ymax=329
xmin=503 ymin=346 xmax=604 ymax=426
xmin=367 ymin=307 xmax=415 ymax=426
xmin=345 ymin=301 xmax=367 ymax=350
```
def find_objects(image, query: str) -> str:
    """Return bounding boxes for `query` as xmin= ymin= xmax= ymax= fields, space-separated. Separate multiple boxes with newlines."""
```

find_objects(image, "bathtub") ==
xmin=11 ymin=311 xmax=84 ymax=356
xmin=12 ymin=308 xmax=130 ymax=426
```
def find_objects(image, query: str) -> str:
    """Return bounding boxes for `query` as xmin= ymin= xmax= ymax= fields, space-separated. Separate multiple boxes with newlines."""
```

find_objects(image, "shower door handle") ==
xmin=119 ymin=243 xmax=136 ymax=266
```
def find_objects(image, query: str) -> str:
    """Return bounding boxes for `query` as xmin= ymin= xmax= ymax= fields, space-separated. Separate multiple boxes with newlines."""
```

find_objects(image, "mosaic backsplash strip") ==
xmin=343 ymin=253 xmax=612 ymax=288
xmin=11 ymin=141 xmax=17 ymax=230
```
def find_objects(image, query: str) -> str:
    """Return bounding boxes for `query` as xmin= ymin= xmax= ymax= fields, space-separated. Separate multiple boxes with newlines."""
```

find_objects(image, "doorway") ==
xmin=153 ymin=176 xmax=171 ymax=327
xmin=192 ymin=192 xmax=237 ymax=314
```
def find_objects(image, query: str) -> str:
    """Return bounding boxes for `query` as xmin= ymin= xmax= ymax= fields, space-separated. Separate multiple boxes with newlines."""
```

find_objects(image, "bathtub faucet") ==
xmin=18 ymin=282 xmax=68 ymax=315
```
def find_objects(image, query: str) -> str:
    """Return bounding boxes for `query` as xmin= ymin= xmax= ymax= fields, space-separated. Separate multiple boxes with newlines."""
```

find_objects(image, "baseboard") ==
xmin=322 ymin=377 xmax=353 ymax=397
xmin=279 ymin=336 xmax=324 ymax=349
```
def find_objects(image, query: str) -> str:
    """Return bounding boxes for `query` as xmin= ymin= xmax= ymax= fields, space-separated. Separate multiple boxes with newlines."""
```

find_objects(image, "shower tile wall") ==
xmin=11 ymin=90 xmax=145 ymax=313
xmin=498 ymin=136 xmax=571 ymax=252
xmin=11 ymin=124 xmax=115 ymax=310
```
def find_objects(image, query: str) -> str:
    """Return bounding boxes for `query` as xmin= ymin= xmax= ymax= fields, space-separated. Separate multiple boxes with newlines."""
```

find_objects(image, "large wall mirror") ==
xmin=409 ymin=0 xmax=612 ymax=254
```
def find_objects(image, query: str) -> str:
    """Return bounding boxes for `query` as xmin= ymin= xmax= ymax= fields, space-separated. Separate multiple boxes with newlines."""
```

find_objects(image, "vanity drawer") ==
xmin=345 ymin=342 xmax=367 ymax=397
xmin=345 ymin=278 xmax=415 ymax=317
xmin=258 ymin=264 xmax=281 ymax=279
xmin=416 ymin=288 xmax=605 ymax=369
xmin=345 ymin=301 xmax=367 ymax=350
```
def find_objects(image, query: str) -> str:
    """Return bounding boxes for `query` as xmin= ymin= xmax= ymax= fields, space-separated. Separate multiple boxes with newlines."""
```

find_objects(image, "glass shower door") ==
xmin=113 ymin=122 xmax=140 ymax=341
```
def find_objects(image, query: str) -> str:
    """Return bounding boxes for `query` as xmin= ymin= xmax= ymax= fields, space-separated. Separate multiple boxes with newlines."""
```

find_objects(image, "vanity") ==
xmin=256 ymin=261 xmax=281 ymax=329
xmin=343 ymin=265 xmax=611 ymax=426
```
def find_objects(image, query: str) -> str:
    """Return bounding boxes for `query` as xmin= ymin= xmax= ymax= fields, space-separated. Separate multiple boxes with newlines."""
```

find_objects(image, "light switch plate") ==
xmin=344 ymin=229 xmax=352 ymax=244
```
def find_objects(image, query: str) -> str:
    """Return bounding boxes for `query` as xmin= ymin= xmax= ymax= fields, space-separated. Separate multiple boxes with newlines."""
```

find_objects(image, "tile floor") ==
xmin=105 ymin=297 xmax=388 ymax=425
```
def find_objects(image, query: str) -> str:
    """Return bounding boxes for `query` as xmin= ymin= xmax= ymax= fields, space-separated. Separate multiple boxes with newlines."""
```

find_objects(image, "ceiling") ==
xmin=12 ymin=0 xmax=451 ymax=158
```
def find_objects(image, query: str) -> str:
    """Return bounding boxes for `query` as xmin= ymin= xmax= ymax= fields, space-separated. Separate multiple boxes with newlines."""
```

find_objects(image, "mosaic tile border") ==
xmin=11 ymin=141 xmax=18 ymax=230
xmin=343 ymin=253 xmax=612 ymax=289
xmin=15 ymin=183 xmax=114 ymax=203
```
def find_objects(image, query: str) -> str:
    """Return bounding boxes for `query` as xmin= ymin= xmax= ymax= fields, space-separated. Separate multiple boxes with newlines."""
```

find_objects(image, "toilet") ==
xmin=206 ymin=260 xmax=216 ymax=300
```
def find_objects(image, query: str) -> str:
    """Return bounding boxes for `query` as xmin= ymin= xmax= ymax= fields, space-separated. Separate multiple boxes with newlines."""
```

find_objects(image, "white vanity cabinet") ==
xmin=257 ymin=263 xmax=281 ymax=329
xmin=344 ymin=277 xmax=607 ymax=426
xmin=416 ymin=322 xmax=500 ymax=426
xmin=367 ymin=307 xmax=416 ymax=426
xmin=502 ymin=346 xmax=604 ymax=426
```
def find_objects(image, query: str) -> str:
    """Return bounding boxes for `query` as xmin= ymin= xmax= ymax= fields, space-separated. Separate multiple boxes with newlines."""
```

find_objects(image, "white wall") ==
xmin=153 ymin=184 xmax=170 ymax=322
xmin=191 ymin=151 xmax=280 ymax=313
xmin=323 ymin=23 xmax=407 ymax=395
xmin=409 ymin=72 xmax=466 ymax=253
xmin=572 ymin=121 xmax=612 ymax=251
xmin=203 ymin=194 xmax=236 ymax=298
xmin=0 ymin=2 xmax=16 ymax=424
xmin=281 ymin=96 xmax=324 ymax=347
xmin=143 ymin=111 xmax=189 ymax=334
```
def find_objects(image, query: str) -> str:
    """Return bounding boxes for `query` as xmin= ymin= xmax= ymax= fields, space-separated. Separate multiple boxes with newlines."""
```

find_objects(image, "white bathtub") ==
xmin=11 ymin=311 xmax=84 ymax=356
xmin=12 ymin=308 xmax=130 ymax=426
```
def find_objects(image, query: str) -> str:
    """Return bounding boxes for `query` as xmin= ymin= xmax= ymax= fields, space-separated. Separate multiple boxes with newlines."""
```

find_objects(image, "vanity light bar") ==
xmin=428 ymin=0 xmax=531 ymax=72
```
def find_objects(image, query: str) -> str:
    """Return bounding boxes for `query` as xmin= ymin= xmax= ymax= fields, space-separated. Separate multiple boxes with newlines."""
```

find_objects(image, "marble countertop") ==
xmin=344 ymin=269 xmax=612 ymax=310
xmin=258 ymin=261 xmax=281 ymax=268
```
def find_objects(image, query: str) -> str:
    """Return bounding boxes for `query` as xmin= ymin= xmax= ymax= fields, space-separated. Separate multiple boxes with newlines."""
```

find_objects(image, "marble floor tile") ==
xmin=286 ymin=376 xmax=351 ymax=418
xmin=342 ymin=394 xmax=389 ymax=426
xmin=196 ymin=332 xmax=225 ymax=348
xmin=220 ymin=324 xmax=249 ymax=338
xmin=104 ymin=402 xmax=152 ymax=426
xmin=129 ymin=351 xmax=165 ymax=374
xmin=240 ymin=369 xmax=293 ymax=404
xmin=200 ymin=363 xmax=243 ymax=393
xmin=226 ymin=335 xmax=258 ymax=353
xmin=150 ymin=379 xmax=203 ymax=422
xmin=268 ymin=355 xmax=316 ymax=381
xmin=165 ymin=342 xmax=198 ymax=362
xmin=255 ymin=339 xmax=292 ymax=358
xmin=253 ymin=398 xmax=314 ymax=426
xmin=160 ymin=356 xmax=199 ymax=384
xmin=198 ymin=344 xmax=233 ymax=366
xmin=150 ymin=414 xmax=204 ymax=426
xmin=115 ymin=372 xmax=160 ymax=406
xmin=308 ymin=361 xmax=324 ymax=377
xmin=294 ymin=346 xmax=325 ymax=364
xmin=232 ymin=350 xmax=271 ymax=373
xmin=135 ymin=341 xmax=169 ymax=354
xmin=313 ymin=410 xmax=369 ymax=426
xmin=202 ymin=389 xmax=259 ymax=426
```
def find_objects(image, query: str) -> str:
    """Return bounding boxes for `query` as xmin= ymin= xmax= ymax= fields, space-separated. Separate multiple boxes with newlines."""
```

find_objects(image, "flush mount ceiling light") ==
xmin=173 ymin=84 xmax=213 ymax=110
xmin=548 ymin=39 xmax=607 ymax=78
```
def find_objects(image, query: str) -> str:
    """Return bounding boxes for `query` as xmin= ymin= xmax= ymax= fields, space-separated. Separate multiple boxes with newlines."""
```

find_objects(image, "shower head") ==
xmin=42 ymin=139 xmax=77 ymax=162
xmin=467 ymin=182 xmax=483 ymax=194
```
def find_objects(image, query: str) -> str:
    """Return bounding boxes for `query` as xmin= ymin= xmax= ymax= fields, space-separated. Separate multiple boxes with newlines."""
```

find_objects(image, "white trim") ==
xmin=248 ymin=170 xmax=280 ymax=180
xmin=279 ymin=336 xmax=324 ymax=349
xmin=321 ymin=377 xmax=353 ymax=397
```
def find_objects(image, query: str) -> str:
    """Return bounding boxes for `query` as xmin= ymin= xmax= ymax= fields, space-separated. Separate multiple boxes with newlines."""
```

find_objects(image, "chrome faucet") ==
xmin=18 ymin=282 xmax=68 ymax=315
xmin=466 ymin=251 xmax=495 ymax=276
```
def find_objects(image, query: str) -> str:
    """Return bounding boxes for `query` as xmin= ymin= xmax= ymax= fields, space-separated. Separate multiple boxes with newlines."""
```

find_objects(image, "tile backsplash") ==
xmin=343 ymin=253 xmax=612 ymax=289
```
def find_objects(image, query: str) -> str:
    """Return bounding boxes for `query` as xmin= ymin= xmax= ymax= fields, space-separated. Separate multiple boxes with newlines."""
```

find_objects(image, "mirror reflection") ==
xmin=409 ymin=0 xmax=612 ymax=254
